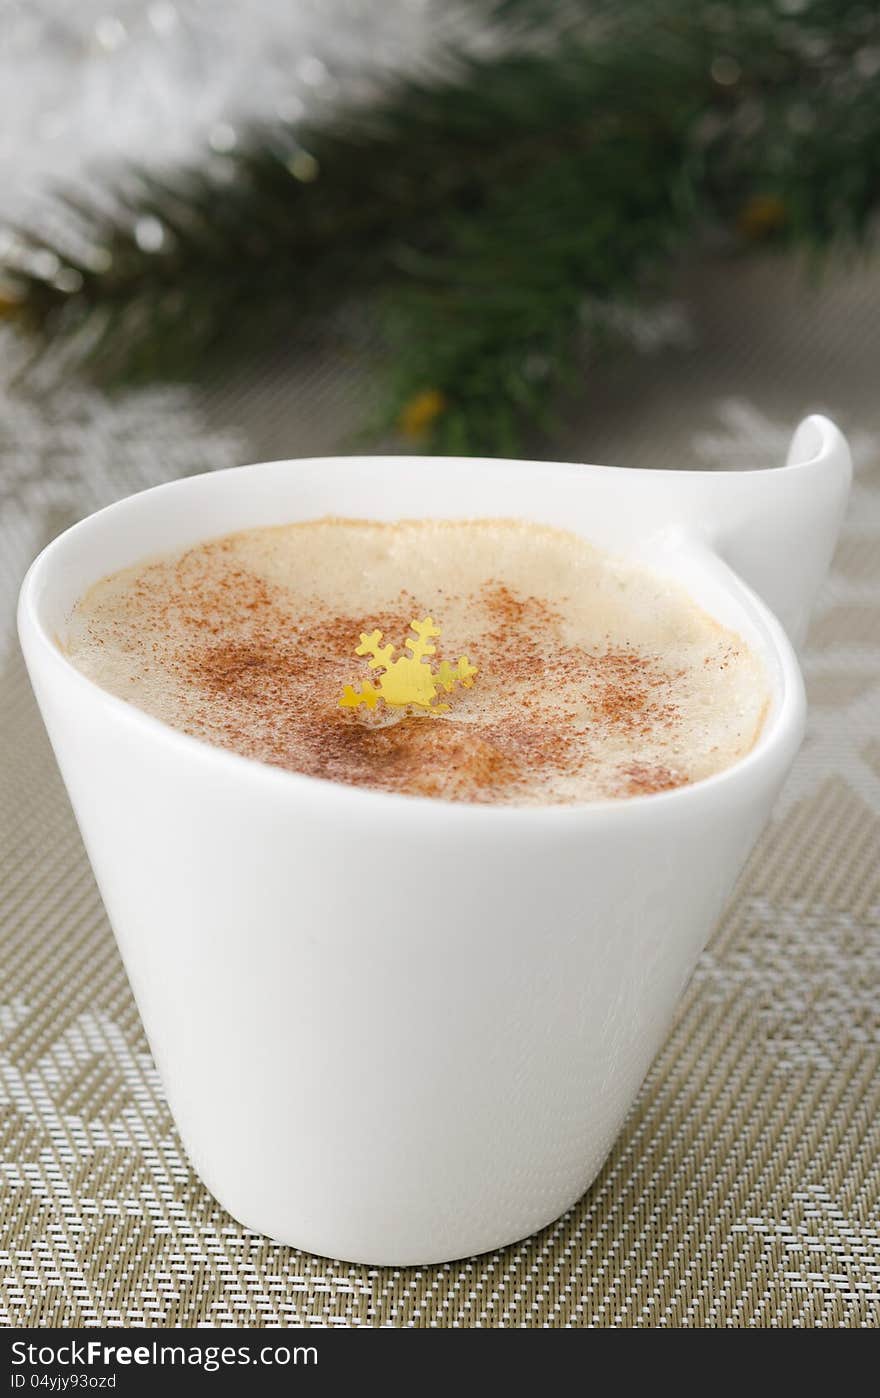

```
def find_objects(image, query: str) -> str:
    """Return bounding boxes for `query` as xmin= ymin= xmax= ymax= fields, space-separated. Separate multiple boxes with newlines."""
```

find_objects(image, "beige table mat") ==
xmin=1 ymin=255 xmax=879 ymax=1327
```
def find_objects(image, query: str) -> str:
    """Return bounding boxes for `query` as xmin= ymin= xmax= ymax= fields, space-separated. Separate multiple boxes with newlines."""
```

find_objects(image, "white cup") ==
xmin=18 ymin=416 xmax=850 ymax=1265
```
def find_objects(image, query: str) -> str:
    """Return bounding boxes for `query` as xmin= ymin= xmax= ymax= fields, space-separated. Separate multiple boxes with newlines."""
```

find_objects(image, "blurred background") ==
xmin=2 ymin=0 xmax=880 ymax=485
xmin=2 ymin=0 xmax=880 ymax=1329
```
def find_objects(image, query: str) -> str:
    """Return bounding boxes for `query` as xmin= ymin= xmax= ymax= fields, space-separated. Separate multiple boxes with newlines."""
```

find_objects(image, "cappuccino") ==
xmin=65 ymin=518 xmax=769 ymax=804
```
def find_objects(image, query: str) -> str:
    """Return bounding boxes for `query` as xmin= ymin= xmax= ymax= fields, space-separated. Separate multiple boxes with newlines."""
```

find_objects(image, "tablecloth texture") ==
xmin=2 ymin=254 xmax=879 ymax=1327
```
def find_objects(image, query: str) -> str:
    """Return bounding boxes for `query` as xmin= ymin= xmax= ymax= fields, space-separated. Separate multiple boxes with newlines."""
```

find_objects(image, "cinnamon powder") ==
xmin=65 ymin=519 xmax=769 ymax=805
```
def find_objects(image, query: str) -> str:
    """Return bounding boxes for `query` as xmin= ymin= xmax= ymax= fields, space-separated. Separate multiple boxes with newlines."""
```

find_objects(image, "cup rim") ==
xmin=18 ymin=454 xmax=807 ymax=824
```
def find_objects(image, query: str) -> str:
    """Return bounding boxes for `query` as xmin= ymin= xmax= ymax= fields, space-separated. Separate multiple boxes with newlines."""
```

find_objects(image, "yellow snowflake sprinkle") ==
xmin=339 ymin=617 xmax=477 ymax=714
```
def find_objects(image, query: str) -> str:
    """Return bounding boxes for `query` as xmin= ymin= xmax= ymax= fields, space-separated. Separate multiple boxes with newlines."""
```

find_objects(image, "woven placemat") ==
xmin=2 ymin=256 xmax=879 ymax=1327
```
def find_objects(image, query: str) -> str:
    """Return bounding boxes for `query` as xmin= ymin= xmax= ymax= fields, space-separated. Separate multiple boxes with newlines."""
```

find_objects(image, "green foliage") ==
xmin=4 ymin=0 xmax=880 ymax=453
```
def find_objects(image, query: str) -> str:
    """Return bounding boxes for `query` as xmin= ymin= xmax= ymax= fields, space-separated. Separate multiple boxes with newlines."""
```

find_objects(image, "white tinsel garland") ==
xmin=0 ymin=0 xmax=467 ymax=224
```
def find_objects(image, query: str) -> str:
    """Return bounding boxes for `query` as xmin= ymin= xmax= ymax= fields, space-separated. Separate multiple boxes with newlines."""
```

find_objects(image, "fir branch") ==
xmin=3 ymin=0 xmax=880 ymax=453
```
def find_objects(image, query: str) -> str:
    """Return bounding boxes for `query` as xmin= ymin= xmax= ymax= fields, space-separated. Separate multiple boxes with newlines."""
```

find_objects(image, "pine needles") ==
xmin=3 ymin=0 xmax=879 ymax=453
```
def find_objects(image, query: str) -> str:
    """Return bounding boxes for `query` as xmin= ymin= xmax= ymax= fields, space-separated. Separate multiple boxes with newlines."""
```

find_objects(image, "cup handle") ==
xmin=705 ymin=415 xmax=852 ymax=649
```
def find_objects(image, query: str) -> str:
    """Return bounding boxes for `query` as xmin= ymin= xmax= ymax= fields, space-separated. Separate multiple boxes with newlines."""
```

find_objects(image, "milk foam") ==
xmin=64 ymin=518 xmax=770 ymax=805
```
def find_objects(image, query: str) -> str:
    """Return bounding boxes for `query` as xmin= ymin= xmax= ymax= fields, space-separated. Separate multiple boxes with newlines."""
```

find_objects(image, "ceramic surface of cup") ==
xmin=18 ymin=416 xmax=850 ymax=1264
